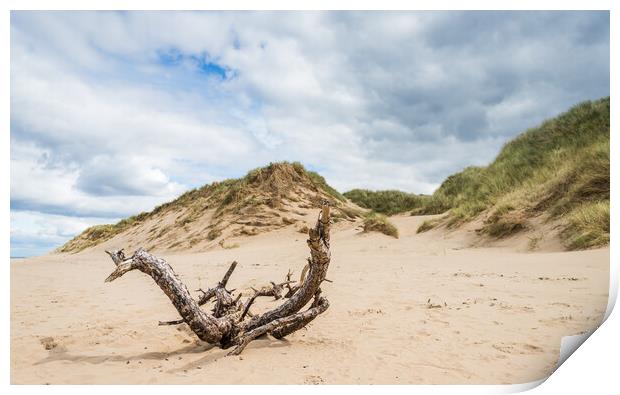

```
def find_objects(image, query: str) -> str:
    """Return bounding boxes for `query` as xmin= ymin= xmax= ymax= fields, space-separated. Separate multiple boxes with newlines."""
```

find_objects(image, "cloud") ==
xmin=10 ymin=11 xmax=610 ymax=256
xmin=10 ymin=141 xmax=186 ymax=217
xmin=10 ymin=210 xmax=117 ymax=257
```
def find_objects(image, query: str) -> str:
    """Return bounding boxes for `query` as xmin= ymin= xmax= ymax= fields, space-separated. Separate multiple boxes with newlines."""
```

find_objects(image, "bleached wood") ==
xmin=103 ymin=201 xmax=332 ymax=353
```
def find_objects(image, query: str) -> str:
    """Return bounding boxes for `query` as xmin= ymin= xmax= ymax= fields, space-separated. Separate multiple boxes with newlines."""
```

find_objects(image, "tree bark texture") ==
xmin=103 ymin=201 xmax=332 ymax=354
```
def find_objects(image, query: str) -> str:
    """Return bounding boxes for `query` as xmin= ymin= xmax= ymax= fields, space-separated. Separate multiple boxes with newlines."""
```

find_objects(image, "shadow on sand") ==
xmin=34 ymin=334 xmax=291 ymax=371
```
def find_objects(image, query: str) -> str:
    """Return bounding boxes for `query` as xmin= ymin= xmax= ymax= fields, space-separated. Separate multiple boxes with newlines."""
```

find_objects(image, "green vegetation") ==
xmin=56 ymin=211 xmax=149 ymax=253
xmin=245 ymin=161 xmax=344 ymax=201
xmin=337 ymin=205 xmax=364 ymax=220
xmin=481 ymin=209 xmax=528 ymax=238
xmin=343 ymin=189 xmax=429 ymax=215
xmin=561 ymin=200 xmax=610 ymax=250
xmin=362 ymin=212 xmax=399 ymax=238
xmin=416 ymin=217 xmax=444 ymax=234
xmin=303 ymin=168 xmax=346 ymax=201
xmin=345 ymin=97 xmax=610 ymax=251
xmin=213 ymin=161 xmax=345 ymax=216
xmin=418 ymin=97 xmax=610 ymax=249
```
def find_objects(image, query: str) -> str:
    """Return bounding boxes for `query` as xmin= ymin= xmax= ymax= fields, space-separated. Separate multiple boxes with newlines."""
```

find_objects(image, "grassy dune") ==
xmin=343 ymin=189 xmax=429 ymax=215
xmin=58 ymin=162 xmax=349 ymax=253
xmin=344 ymin=97 xmax=609 ymax=250
xmin=420 ymin=97 xmax=610 ymax=249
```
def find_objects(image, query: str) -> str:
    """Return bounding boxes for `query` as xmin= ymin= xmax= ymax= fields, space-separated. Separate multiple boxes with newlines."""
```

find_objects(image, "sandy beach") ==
xmin=10 ymin=214 xmax=609 ymax=384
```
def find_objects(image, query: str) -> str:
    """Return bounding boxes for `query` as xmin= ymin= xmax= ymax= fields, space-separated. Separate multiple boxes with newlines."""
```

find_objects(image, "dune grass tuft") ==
xmin=416 ymin=217 xmax=444 ymax=234
xmin=481 ymin=209 xmax=528 ymax=238
xmin=561 ymin=200 xmax=610 ymax=250
xmin=362 ymin=212 xmax=399 ymax=238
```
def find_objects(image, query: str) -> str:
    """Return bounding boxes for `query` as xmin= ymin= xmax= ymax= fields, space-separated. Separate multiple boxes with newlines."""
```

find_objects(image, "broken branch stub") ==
xmin=103 ymin=201 xmax=332 ymax=354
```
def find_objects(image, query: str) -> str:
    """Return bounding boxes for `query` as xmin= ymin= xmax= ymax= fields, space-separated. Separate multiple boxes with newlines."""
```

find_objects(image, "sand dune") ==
xmin=11 ymin=214 xmax=609 ymax=384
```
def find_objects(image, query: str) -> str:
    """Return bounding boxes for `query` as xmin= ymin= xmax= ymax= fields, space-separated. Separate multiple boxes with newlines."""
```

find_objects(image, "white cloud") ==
xmin=10 ymin=141 xmax=185 ymax=217
xmin=10 ymin=210 xmax=117 ymax=257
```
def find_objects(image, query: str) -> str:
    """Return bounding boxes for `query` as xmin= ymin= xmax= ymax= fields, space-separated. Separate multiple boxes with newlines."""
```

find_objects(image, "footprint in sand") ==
xmin=492 ymin=342 xmax=544 ymax=355
xmin=550 ymin=302 xmax=572 ymax=308
xmin=347 ymin=308 xmax=385 ymax=316
xmin=522 ymin=344 xmax=544 ymax=353
xmin=304 ymin=375 xmax=325 ymax=384
xmin=416 ymin=330 xmax=432 ymax=337
xmin=39 ymin=336 xmax=67 ymax=353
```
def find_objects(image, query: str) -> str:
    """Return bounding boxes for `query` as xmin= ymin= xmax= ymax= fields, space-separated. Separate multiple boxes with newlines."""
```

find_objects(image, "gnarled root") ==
xmin=102 ymin=201 xmax=333 ymax=355
xmin=228 ymin=293 xmax=329 ymax=355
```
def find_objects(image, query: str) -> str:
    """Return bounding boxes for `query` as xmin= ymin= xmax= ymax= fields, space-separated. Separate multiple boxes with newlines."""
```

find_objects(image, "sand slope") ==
xmin=11 ymin=214 xmax=609 ymax=384
xmin=58 ymin=162 xmax=364 ymax=255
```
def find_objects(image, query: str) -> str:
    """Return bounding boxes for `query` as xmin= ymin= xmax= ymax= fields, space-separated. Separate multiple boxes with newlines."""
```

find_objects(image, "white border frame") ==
xmin=2 ymin=1 xmax=616 ymax=393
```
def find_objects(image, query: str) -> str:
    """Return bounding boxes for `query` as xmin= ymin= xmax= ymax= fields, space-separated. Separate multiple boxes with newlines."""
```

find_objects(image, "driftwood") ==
xmin=103 ymin=201 xmax=332 ymax=355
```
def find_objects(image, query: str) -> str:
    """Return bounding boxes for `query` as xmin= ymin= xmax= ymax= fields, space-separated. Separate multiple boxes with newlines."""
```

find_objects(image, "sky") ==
xmin=10 ymin=11 xmax=610 ymax=257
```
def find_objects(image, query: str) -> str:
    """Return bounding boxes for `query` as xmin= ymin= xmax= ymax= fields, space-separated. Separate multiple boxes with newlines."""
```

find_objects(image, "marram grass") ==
xmin=362 ymin=212 xmax=399 ymax=238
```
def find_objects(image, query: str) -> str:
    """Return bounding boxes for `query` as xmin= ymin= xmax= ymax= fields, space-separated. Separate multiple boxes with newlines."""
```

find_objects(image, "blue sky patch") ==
xmin=157 ymin=48 xmax=233 ymax=80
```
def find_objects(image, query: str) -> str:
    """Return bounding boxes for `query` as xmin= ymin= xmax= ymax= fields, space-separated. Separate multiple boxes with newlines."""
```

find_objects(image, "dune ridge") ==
xmin=58 ymin=162 xmax=364 ymax=254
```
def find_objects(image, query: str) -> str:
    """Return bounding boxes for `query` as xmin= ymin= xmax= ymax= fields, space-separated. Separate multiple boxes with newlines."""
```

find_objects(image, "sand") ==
xmin=10 ymin=214 xmax=609 ymax=384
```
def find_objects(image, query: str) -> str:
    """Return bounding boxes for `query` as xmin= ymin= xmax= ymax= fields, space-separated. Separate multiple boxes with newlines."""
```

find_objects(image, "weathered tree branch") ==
xmin=240 ymin=203 xmax=331 ymax=333
xmin=196 ymin=261 xmax=238 ymax=306
xmin=229 ymin=295 xmax=329 ymax=355
xmin=284 ymin=263 xmax=309 ymax=298
xmin=272 ymin=289 xmax=324 ymax=339
xmin=103 ymin=201 xmax=332 ymax=354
